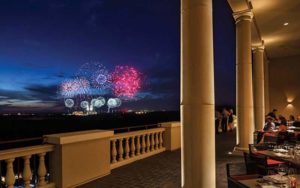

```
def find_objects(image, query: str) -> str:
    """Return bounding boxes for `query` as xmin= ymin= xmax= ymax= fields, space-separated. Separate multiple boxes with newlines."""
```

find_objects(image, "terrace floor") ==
xmin=79 ymin=130 xmax=243 ymax=188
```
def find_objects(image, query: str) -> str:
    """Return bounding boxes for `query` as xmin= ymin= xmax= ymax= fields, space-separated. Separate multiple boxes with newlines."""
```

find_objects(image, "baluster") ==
xmin=17 ymin=158 xmax=20 ymax=185
xmin=155 ymin=132 xmax=159 ymax=150
xmin=158 ymin=132 xmax=161 ymax=149
xmin=111 ymin=140 xmax=117 ymax=163
xmin=141 ymin=134 xmax=146 ymax=154
xmin=23 ymin=155 xmax=32 ymax=188
xmin=159 ymin=131 xmax=164 ymax=148
xmin=130 ymin=136 xmax=136 ymax=157
xmin=38 ymin=153 xmax=47 ymax=186
xmin=118 ymin=139 xmax=124 ymax=161
xmin=146 ymin=134 xmax=150 ymax=153
xmin=125 ymin=138 xmax=130 ymax=159
xmin=5 ymin=158 xmax=15 ymax=188
xmin=150 ymin=133 xmax=155 ymax=151
xmin=136 ymin=135 xmax=141 ymax=156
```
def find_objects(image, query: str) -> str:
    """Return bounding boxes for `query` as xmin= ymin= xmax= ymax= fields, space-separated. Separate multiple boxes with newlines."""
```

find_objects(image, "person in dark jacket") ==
xmin=221 ymin=108 xmax=229 ymax=133
xmin=266 ymin=109 xmax=278 ymax=120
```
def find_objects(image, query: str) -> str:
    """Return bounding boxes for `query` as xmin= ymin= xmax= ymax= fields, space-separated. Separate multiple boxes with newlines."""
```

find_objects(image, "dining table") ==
xmin=238 ymin=174 xmax=300 ymax=188
xmin=256 ymin=150 xmax=300 ymax=167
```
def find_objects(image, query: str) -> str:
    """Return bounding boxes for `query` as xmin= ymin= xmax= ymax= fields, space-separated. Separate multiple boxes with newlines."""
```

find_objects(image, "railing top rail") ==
xmin=0 ymin=144 xmax=54 ymax=161
xmin=111 ymin=124 xmax=159 ymax=132
xmin=0 ymin=137 xmax=42 ymax=145
xmin=111 ymin=127 xmax=165 ymax=140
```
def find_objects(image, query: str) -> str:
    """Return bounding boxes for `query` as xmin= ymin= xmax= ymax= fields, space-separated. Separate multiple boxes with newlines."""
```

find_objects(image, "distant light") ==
xmin=283 ymin=22 xmax=289 ymax=26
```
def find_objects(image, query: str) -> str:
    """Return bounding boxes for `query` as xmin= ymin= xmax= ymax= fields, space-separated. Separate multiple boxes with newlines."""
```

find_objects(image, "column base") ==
xmin=232 ymin=146 xmax=249 ymax=156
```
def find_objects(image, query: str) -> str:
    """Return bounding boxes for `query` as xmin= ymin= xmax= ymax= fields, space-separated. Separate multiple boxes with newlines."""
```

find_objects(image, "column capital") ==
xmin=252 ymin=45 xmax=265 ymax=53
xmin=233 ymin=10 xmax=253 ymax=24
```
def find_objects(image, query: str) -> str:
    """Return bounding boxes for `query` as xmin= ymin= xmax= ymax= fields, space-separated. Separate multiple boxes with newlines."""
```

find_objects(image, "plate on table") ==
xmin=263 ymin=175 xmax=288 ymax=184
xmin=273 ymin=152 xmax=291 ymax=158
xmin=273 ymin=148 xmax=288 ymax=153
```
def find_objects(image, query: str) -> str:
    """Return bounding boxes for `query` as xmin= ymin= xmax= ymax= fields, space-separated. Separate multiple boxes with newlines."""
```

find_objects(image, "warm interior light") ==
xmin=283 ymin=22 xmax=289 ymax=26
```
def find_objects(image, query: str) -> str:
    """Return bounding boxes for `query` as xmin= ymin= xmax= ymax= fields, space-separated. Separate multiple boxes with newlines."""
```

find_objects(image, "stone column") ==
xmin=181 ymin=0 xmax=215 ymax=187
xmin=253 ymin=45 xmax=265 ymax=131
xmin=264 ymin=60 xmax=270 ymax=113
xmin=234 ymin=10 xmax=255 ymax=151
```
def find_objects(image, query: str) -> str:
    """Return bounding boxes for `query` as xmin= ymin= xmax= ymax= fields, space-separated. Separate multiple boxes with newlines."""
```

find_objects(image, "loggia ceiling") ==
xmin=227 ymin=0 xmax=300 ymax=59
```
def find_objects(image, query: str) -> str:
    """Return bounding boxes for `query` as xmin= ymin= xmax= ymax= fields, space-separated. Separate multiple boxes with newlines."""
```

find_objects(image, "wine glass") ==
xmin=277 ymin=164 xmax=288 ymax=180
xmin=288 ymin=147 xmax=295 ymax=158
xmin=288 ymin=168 xmax=297 ymax=188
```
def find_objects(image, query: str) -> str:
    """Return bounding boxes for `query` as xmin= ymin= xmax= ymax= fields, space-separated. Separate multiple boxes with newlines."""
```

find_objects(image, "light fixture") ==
xmin=283 ymin=22 xmax=289 ymax=26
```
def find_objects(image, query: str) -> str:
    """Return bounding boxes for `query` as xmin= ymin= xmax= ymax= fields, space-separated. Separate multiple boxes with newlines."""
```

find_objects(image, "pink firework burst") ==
xmin=111 ymin=66 xmax=141 ymax=98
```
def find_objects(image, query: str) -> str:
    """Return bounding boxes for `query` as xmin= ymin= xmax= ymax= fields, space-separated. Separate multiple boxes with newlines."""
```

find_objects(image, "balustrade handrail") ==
xmin=0 ymin=137 xmax=42 ymax=145
xmin=0 ymin=144 xmax=54 ymax=161
xmin=111 ymin=127 xmax=165 ymax=140
xmin=111 ymin=124 xmax=159 ymax=132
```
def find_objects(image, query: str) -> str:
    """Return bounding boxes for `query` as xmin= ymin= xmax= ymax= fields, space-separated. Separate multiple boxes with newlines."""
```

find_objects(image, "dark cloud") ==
xmin=0 ymin=89 xmax=33 ymax=101
xmin=0 ymin=86 xmax=61 ymax=113
xmin=55 ymin=72 xmax=66 ymax=78
xmin=0 ymin=102 xmax=63 ymax=113
xmin=42 ymin=72 xmax=66 ymax=80
xmin=25 ymin=84 xmax=59 ymax=100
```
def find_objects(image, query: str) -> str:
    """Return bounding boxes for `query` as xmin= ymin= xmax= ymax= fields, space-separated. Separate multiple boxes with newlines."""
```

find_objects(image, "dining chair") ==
xmin=248 ymin=144 xmax=284 ymax=174
xmin=277 ymin=132 xmax=289 ymax=145
xmin=243 ymin=152 xmax=257 ymax=174
xmin=226 ymin=162 xmax=260 ymax=188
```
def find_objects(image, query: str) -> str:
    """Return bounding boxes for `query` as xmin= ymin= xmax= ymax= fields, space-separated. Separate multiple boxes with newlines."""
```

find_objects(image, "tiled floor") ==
xmin=79 ymin=131 xmax=243 ymax=188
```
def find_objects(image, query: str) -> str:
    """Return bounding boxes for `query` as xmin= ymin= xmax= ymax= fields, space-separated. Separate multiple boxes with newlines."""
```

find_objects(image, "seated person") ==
xmin=293 ymin=116 xmax=300 ymax=127
xmin=277 ymin=117 xmax=288 ymax=132
xmin=289 ymin=115 xmax=295 ymax=125
xmin=259 ymin=117 xmax=287 ymax=144
xmin=263 ymin=116 xmax=275 ymax=132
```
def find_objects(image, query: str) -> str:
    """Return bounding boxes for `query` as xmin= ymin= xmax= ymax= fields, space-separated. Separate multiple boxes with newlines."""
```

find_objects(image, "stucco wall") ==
xmin=269 ymin=55 xmax=300 ymax=118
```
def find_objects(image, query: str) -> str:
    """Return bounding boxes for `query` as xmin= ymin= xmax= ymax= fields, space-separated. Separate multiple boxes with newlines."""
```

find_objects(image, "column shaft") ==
xmin=234 ymin=11 xmax=254 ymax=150
xmin=253 ymin=47 xmax=265 ymax=130
xmin=264 ymin=60 xmax=270 ymax=113
xmin=181 ymin=0 xmax=215 ymax=187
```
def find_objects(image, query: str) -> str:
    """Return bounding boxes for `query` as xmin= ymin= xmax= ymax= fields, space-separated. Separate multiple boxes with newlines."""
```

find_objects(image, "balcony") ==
xmin=0 ymin=121 xmax=243 ymax=188
xmin=0 ymin=122 xmax=183 ymax=188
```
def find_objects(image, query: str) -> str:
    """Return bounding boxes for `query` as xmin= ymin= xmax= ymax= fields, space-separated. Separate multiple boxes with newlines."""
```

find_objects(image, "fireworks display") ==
xmin=107 ymin=98 xmax=122 ymax=109
xmin=59 ymin=63 xmax=143 ymax=113
xmin=111 ymin=66 xmax=141 ymax=98
xmin=60 ymin=78 xmax=90 ymax=98
xmin=64 ymin=99 xmax=75 ymax=108
xmin=80 ymin=101 xmax=89 ymax=109
xmin=91 ymin=97 xmax=106 ymax=108
xmin=78 ymin=62 xmax=110 ymax=89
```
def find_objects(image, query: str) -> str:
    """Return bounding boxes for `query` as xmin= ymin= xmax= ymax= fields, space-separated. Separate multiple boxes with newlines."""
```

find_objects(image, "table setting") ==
xmin=253 ymin=165 xmax=297 ymax=188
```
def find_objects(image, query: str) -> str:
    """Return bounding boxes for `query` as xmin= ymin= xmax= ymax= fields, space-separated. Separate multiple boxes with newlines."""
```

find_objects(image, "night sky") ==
xmin=0 ymin=0 xmax=235 ymax=113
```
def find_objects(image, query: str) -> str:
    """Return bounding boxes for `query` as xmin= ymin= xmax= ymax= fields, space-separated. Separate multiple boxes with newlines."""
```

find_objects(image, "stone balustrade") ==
xmin=0 ymin=122 xmax=181 ymax=188
xmin=110 ymin=127 xmax=166 ymax=169
xmin=0 ymin=144 xmax=55 ymax=188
